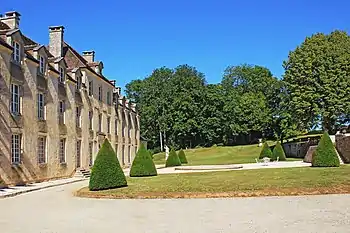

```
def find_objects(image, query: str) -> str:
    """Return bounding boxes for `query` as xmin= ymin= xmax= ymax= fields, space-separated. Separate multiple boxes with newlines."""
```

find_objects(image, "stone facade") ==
xmin=335 ymin=134 xmax=350 ymax=164
xmin=0 ymin=11 xmax=140 ymax=185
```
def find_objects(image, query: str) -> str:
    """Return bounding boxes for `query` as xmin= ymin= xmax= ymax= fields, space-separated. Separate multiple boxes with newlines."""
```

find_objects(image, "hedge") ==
xmin=89 ymin=139 xmax=127 ymax=191
xmin=312 ymin=132 xmax=340 ymax=167
xmin=259 ymin=142 xmax=273 ymax=159
xmin=166 ymin=148 xmax=181 ymax=167
xmin=272 ymin=141 xmax=286 ymax=161
xmin=178 ymin=149 xmax=188 ymax=164
xmin=130 ymin=144 xmax=157 ymax=177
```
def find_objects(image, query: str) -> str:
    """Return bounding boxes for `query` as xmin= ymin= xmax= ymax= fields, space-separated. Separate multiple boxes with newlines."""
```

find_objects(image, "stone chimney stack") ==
xmin=0 ymin=11 xmax=21 ymax=29
xmin=49 ymin=26 xmax=65 ymax=58
xmin=82 ymin=51 xmax=95 ymax=63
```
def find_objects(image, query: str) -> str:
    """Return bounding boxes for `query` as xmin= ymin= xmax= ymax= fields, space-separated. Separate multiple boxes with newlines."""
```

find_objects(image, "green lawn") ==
xmin=153 ymin=144 xmax=300 ymax=165
xmin=77 ymin=165 xmax=350 ymax=199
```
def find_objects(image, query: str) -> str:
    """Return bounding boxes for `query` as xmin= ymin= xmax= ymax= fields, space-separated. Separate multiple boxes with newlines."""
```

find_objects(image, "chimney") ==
xmin=115 ymin=87 xmax=121 ymax=96
xmin=49 ymin=26 xmax=64 ymax=58
xmin=82 ymin=51 xmax=95 ymax=63
xmin=0 ymin=11 xmax=21 ymax=29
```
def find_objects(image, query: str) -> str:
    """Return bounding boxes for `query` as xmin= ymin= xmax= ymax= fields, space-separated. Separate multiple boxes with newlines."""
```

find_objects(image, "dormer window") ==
xmin=12 ymin=41 xmax=20 ymax=63
xmin=59 ymin=67 xmax=65 ymax=83
xmin=76 ymin=76 xmax=82 ymax=90
xmin=39 ymin=56 xmax=45 ymax=74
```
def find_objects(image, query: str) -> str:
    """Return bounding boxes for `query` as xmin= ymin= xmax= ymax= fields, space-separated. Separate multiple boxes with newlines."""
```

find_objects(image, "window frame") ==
xmin=37 ymin=93 xmax=45 ymax=120
xmin=76 ymin=106 xmax=81 ymax=128
xmin=12 ymin=41 xmax=20 ymax=63
xmin=59 ymin=100 xmax=65 ymax=124
xmin=10 ymin=84 xmax=20 ymax=115
xmin=11 ymin=134 xmax=21 ymax=164
xmin=98 ymin=113 xmax=102 ymax=132
xmin=59 ymin=67 xmax=65 ymax=83
xmin=38 ymin=136 xmax=46 ymax=164
xmin=98 ymin=86 xmax=102 ymax=101
xmin=88 ymin=80 xmax=93 ymax=96
xmin=39 ymin=55 xmax=45 ymax=74
xmin=107 ymin=116 xmax=111 ymax=134
xmin=59 ymin=138 xmax=66 ymax=164
xmin=88 ymin=110 xmax=93 ymax=130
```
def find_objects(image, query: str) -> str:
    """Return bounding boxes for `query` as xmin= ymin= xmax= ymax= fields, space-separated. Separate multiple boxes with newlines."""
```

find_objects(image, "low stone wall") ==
xmin=335 ymin=135 xmax=350 ymax=164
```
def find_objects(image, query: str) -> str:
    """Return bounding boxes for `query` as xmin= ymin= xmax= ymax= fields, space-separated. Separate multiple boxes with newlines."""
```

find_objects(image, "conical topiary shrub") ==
xmin=178 ymin=149 xmax=188 ymax=164
xmin=312 ymin=132 xmax=340 ymax=167
xmin=272 ymin=141 xmax=286 ymax=161
xmin=130 ymin=144 xmax=157 ymax=177
xmin=89 ymin=139 xmax=127 ymax=191
xmin=166 ymin=148 xmax=181 ymax=167
xmin=259 ymin=142 xmax=273 ymax=159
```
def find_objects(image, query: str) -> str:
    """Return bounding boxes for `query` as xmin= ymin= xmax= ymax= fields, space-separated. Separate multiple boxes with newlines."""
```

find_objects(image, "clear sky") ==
xmin=2 ymin=0 xmax=349 ymax=90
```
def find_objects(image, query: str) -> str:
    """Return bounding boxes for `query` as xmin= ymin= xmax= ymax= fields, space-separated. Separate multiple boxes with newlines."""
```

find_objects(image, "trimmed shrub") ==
xmin=312 ymin=132 xmax=340 ymax=167
xmin=178 ymin=149 xmax=188 ymax=164
xmin=272 ymin=142 xmax=286 ymax=161
xmin=89 ymin=139 xmax=127 ymax=191
xmin=259 ymin=142 xmax=273 ymax=159
xmin=166 ymin=148 xmax=181 ymax=167
xmin=130 ymin=144 xmax=157 ymax=177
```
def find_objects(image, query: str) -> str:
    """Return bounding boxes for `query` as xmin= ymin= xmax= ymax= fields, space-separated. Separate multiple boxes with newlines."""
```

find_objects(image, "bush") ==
xmin=166 ymin=148 xmax=181 ymax=167
xmin=130 ymin=144 xmax=157 ymax=177
xmin=312 ymin=132 xmax=340 ymax=167
xmin=178 ymin=149 xmax=188 ymax=164
xmin=89 ymin=139 xmax=127 ymax=191
xmin=272 ymin=142 xmax=286 ymax=161
xmin=259 ymin=142 xmax=273 ymax=159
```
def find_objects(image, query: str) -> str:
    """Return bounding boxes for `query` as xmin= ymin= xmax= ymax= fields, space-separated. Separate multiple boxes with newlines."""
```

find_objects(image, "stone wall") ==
xmin=335 ymin=135 xmax=350 ymax=164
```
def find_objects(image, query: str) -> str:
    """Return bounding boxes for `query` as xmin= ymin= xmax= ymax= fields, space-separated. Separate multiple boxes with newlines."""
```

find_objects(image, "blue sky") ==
xmin=2 ymin=0 xmax=349 ymax=90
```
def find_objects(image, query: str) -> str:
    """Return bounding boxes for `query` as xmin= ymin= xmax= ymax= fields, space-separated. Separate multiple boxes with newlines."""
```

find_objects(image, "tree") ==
xmin=272 ymin=142 xmax=287 ymax=161
xmin=178 ymin=149 xmax=188 ymax=164
xmin=89 ymin=139 xmax=127 ymax=191
xmin=259 ymin=142 xmax=273 ymax=159
xmin=165 ymin=148 xmax=181 ymax=167
xmin=130 ymin=144 xmax=157 ymax=177
xmin=312 ymin=131 xmax=340 ymax=167
xmin=283 ymin=31 xmax=350 ymax=133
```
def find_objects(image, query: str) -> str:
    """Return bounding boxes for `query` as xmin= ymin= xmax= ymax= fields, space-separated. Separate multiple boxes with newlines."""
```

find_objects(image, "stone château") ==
xmin=0 ymin=11 xmax=140 ymax=185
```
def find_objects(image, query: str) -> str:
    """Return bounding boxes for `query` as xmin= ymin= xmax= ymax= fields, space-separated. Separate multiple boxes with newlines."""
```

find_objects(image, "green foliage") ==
xmin=312 ymin=132 xmax=340 ymax=167
xmin=89 ymin=139 xmax=127 ymax=191
xmin=130 ymin=144 xmax=157 ymax=177
xmin=178 ymin=149 xmax=188 ymax=164
xmin=259 ymin=142 xmax=273 ymax=159
xmin=165 ymin=148 xmax=181 ymax=167
xmin=272 ymin=142 xmax=287 ymax=161
xmin=283 ymin=30 xmax=350 ymax=133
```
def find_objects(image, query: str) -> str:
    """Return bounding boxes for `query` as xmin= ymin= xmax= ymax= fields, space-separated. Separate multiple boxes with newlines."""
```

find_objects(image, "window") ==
xmin=59 ymin=67 xmax=65 ymax=83
xmin=76 ymin=140 xmax=81 ymax=168
xmin=115 ymin=119 xmax=118 ymax=135
xmin=107 ymin=92 xmax=111 ymax=105
xmin=38 ymin=137 xmax=46 ymax=164
xmin=59 ymin=138 xmax=66 ymax=163
xmin=37 ymin=93 xmax=45 ymax=120
xmin=39 ymin=56 xmax=45 ymax=74
xmin=98 ymin=86 xmax=102 ymax=101
xmin=115 ymin=144 xmax=118 ymax=159
xmin=76 ymin=106 xmax=81 ymax=128
xmin=12 ymin=41 xmax=20 ymax=63
xmin=89 ymin=111 xmax=93 ymax=130
xmin=89 ymin=142 xmax=93 ymax=167
xmin=59 ymin=101 xmax=65 ymax=124
xmin=107 ymin=117 xmax=111 ymax=134
xmin=88 ymin=80 xmax=93 ymax=96
xmin=10 ymin=84 xmax=20 ymax=115
xmin=76 ymin=76 xmax=81 ymax=90
xmin=11 ymin=134 xmax=21 ymax=164
xmin=98 ymin=114 xmax=102 ymax=132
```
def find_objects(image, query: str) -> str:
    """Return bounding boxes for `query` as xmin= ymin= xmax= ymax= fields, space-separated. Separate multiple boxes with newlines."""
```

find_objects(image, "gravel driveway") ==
xmin=0 ymin=180 xmax=350 ymax=233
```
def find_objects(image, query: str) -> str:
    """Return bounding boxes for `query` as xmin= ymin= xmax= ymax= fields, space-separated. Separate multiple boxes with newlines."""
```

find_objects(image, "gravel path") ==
xmin=1 ymin=180 xmax=350 ymax=233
